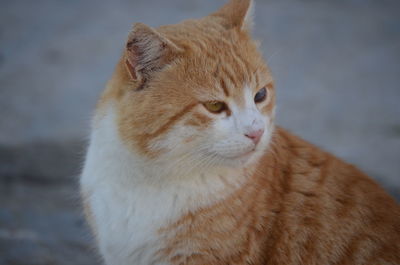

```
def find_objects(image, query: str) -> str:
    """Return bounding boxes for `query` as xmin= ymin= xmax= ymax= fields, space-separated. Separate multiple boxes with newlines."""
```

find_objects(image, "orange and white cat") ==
xmin=80 ymin=0 xmax=400 ymax=264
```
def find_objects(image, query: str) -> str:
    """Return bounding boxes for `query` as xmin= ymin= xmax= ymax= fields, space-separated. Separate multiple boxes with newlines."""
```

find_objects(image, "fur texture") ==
xmin=81 ymin=0 xmax=400 ymax=264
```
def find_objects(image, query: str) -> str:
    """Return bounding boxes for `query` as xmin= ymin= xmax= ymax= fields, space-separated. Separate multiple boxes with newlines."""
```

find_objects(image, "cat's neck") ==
xmin=82 ymin=104 xmax=254 ymax=205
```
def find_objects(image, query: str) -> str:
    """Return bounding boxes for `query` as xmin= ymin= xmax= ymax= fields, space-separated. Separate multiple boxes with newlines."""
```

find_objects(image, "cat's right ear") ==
xmin=211 ymin=0 xmax=254 ymax=31
xmin=124 ymin=23 xmax=181 ymax=84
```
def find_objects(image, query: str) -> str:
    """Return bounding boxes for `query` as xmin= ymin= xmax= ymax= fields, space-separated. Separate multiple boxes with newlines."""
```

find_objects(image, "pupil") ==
xmin=255 ymin=87 xmax=266 ymax=102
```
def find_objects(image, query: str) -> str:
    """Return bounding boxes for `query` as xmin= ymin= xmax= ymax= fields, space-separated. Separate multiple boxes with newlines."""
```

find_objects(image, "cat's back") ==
xmin=256 ymin=127 xmax=400 ymax=264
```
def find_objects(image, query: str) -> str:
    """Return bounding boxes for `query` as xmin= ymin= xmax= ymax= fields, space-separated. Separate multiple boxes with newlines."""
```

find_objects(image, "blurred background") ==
xmin=1 ymin=0 xmax=399 ymax=264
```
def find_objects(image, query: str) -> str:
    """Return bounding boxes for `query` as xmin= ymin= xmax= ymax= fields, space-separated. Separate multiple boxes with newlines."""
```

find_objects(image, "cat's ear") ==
xmin=124 ymin=23 xmax=181 ymax=83
xmin=211 ymin=0 xmax=254 ymax=31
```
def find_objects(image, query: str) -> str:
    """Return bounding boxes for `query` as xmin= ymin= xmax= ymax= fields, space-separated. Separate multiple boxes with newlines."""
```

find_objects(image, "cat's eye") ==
xmin=203 ymin=101 xmax=227 ymax=113
xmin=254 ymin=87 xmax=267 ymax=103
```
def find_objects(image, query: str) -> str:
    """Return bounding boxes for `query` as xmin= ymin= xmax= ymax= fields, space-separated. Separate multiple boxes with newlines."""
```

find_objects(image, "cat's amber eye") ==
xmin=254 ymin=87 xmax=267 ymax=103
xmin=203 ymin=101 xmax=227 ymax=113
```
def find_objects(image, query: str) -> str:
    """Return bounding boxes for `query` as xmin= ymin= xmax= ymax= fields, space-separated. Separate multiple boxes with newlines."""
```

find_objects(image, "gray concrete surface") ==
xmin=1 ymin=0 xmax=399 ymax=264
xmin=0 ymin=182 xmax=97 ymax=265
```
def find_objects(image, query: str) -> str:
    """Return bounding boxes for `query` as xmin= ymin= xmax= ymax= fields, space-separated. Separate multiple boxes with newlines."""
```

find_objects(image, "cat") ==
xmin=80 ymin=0 xmax=400 ymax=264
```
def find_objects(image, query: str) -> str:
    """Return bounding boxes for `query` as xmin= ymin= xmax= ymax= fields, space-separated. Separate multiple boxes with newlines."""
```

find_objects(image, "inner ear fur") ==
xmin=124 ymin=23 xmax=181 ymax=85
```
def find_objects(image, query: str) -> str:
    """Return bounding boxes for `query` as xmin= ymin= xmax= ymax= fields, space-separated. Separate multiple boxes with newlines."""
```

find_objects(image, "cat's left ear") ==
xmin=211 ymin=0 xmax=254 ymax=31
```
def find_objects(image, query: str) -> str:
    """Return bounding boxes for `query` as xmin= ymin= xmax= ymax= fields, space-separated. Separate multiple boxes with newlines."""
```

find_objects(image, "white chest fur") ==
xmin=80 ymin=107 xmax=247 ymax=265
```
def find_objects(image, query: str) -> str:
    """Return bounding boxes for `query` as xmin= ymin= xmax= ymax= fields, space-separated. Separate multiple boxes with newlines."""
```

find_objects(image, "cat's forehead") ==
xmin=159 ymin=23 xmax=272 ymax=102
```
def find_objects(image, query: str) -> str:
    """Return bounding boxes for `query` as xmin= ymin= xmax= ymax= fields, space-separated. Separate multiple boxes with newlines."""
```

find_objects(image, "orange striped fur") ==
xmin=82 ymin=0 xmax=400 ymax=264
xmin=158 ymin=128 xmax=400 ymax=264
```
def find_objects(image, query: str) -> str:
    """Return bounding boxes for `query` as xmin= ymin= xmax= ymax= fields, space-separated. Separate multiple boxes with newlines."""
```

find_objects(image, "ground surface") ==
xmin=1 ymin=0 xmax=399 ymax=264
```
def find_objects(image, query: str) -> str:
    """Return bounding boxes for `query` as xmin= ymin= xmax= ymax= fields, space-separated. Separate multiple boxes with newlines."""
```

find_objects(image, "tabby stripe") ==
xmin=230 ymin=44 xmax=252 ymax=80
xmin=220 ymin=78 xmax=230 ymax=97
xmin=220 ymin=65 xmax=238 ymax=89
xmin=145 ymin=103 xmax=196 ymax=139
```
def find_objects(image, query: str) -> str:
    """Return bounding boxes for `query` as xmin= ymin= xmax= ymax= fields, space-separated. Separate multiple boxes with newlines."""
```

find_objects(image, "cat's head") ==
xmin=102 ymin=0 xmax=275 ymax=172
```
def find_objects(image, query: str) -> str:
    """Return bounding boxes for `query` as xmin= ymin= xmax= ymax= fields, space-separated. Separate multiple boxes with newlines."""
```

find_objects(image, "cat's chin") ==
xmin=231 ymin=150 xmax=255 ymax=160
xmin=219 ymin=149 xmax=263 ymax=168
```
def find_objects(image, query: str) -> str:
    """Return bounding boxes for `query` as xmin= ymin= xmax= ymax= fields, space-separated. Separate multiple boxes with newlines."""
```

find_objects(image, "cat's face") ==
xmin=109 ymin=0 xmax=275 ymax=171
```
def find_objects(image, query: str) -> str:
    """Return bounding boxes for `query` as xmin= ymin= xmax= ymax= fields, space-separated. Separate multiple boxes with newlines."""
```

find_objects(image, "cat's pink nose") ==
xmin=245 ymin=129 xmax=264 ymax=145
